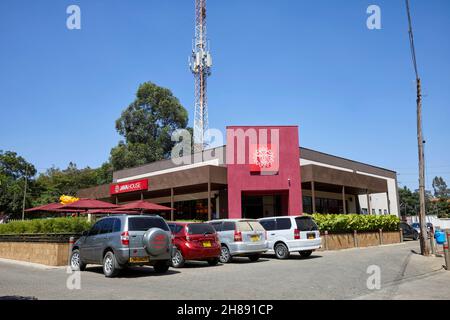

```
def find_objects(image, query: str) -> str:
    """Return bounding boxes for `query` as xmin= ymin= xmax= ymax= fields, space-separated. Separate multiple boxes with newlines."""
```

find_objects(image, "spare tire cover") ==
xmin=142 ymin=228 xmax=170 ymax=256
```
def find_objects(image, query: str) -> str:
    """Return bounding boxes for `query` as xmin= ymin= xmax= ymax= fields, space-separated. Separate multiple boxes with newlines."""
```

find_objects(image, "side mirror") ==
xmin=82 ymin=230 xmax=89 ymax=237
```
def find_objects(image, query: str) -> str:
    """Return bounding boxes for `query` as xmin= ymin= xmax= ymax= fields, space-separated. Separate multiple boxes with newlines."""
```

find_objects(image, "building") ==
xmin=78 ymin=125 xmax=399 ymax=221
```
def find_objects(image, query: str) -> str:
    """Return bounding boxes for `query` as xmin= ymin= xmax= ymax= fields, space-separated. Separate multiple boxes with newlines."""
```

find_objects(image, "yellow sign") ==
xmin=60 ymin=195 xmax=79 ymax=205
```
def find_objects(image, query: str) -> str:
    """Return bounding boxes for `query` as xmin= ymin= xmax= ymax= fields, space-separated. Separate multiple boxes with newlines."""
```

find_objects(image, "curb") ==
xmin=0 ymin=258 xmax=66 ymax=270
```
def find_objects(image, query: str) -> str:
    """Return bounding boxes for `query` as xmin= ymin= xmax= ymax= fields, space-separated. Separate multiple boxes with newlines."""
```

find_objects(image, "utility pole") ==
xmin=406 ymin=0 xmax=430 ymax=256
xmin=21 ymin=166 xmax=28 ymax=221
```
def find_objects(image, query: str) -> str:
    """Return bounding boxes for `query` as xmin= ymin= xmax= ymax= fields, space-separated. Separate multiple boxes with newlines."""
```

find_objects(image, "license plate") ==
xmin=202 ymin=241 xmax=212 ymax=247
xmin=129 ymin=257 xmax=149 ymax=263
xmin=307 ymin=233 xmax=316 ymax=240
xmin=251 ymin=235 xmax=260 ymax=242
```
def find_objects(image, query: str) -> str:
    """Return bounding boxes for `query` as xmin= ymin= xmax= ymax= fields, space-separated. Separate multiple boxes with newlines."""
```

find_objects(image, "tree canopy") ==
xmin=111 ymin=82 xmax=189 ymax=171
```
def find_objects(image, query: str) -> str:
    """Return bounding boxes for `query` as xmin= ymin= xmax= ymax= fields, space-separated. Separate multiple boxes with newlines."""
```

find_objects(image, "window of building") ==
xmin=372 ymin=209 xmax=376 ymax=215
xmin=384 ymin=209 xmax=388 ymax=215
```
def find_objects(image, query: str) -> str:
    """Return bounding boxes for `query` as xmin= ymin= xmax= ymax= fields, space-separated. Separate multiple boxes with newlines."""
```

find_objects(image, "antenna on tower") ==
xmin=189 ymin=0 xmax=212 ymax=153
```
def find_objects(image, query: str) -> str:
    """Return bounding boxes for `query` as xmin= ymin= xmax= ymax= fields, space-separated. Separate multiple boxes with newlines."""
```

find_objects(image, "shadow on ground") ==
xmin=85 ymin=266 xmax=181 ymax=278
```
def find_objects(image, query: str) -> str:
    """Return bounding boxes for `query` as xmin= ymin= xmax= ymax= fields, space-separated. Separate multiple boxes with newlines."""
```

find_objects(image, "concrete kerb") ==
xmin=0 ymin=257 xmax=65 ymax=270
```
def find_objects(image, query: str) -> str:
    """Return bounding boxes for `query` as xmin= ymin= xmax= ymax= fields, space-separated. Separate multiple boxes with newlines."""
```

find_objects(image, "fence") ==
xmin=406 ymin=215 xmax=450 ymax=230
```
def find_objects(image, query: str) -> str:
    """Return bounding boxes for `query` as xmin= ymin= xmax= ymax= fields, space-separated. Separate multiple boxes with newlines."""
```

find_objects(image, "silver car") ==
xmin=70 ymin=215 xmax=173 ymax=277
xmin=208 ymin=219 xmax=267 ymax=263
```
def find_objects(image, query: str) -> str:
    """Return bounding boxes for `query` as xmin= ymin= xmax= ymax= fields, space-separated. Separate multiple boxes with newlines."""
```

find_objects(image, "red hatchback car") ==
xmin=167 ymin=222 xmax=221 ymax=268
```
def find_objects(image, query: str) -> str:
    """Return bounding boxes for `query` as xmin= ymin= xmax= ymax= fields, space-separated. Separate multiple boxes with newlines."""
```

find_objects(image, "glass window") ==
xmin=128 ymin=217 xmax=169 ymax=231
xmin=112 ymin=218 xmax=121 ymax=233
xmin=99 ymin=218 xmax=114 ymax=234
xmin=295 ymin=217 xmax=318 ymax=231
xmin=236 ymin=221 xmax=252 ymax=232
xmin=88 ymin=221 xmax=102 ymax=236
xmin=276 ymin=218 xmax=292 ymax=230
xmin=187 ymin=223 xmax=215 ymax=235
xmin=168 ymin=224 xmax=184 ymax=234
xmin=222 ymin=222 xmax=235 ymax=231
xmin=260 ymin=219 xmax=276 ymax=231
xmin=210 ymin=222 xmax=223 ymax=232
xmin=248 ymin=221 xmax=265 ymax=231
xmin=372 ymin=209 xmax=376 ymax=215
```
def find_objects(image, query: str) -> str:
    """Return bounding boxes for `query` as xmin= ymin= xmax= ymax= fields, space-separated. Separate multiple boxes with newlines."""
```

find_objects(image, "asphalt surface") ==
xmin=0 ymin=241 xmax=448 ymax=300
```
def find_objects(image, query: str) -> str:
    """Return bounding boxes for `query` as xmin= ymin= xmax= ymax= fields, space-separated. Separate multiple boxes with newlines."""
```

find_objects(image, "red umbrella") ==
xmin=25 ymin=202 xmax=80 ymax=213
xmin=87 ymin=209 xmax=138 ymax=215
xmin=61 ymin=198 xmax=119 ymax=210
xmin=115 ymin=200 xmax=173 ymax=213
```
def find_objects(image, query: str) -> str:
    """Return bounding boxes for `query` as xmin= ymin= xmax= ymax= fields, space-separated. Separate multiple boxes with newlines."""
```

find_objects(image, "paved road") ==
xmin=0 ymin=241 xmax=448 ymax=300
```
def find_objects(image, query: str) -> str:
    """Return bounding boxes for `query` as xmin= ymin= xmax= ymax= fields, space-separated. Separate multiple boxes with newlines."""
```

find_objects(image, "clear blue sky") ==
xmin=0 ymin=0 xmax=449 ymax=191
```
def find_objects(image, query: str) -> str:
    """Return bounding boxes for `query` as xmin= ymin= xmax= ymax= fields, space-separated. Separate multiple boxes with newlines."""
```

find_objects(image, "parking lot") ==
xmin=0 ymin=241 xmax=448 ymax=300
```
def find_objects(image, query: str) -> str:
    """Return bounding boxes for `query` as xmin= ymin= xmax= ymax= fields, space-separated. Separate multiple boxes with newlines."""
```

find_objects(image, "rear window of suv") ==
xmin=237 ymin=221 xmax=265 ymax=232
xmin=295 ymin=217 xmax=318 ymax=231
xmin=187 ymin=223 xmax=216 ymax=235
xmin=128 ymin=217 xmax=169 ymax=231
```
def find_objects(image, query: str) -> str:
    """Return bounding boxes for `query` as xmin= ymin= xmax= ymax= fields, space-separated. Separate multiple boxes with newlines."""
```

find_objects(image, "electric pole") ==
xmin=406 ymin=0 xmax=430 ymax=256
xmin=21 ymin=166 xmax=28 ymax=221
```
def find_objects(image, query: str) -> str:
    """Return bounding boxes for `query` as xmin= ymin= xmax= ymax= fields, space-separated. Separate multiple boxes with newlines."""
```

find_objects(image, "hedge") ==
xmin=0 ymin=218 xmax=93 ymax=235
xmin=311 ymin=214 xmax=400 ymax=233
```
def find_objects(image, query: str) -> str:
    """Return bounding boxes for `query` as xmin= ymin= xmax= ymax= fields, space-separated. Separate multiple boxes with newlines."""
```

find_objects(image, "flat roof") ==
xmin=113 ymin=145 xmax=397 ymax=182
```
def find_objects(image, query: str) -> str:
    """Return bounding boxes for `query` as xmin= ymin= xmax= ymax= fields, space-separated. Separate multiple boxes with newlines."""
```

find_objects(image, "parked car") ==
xmin=70 ymin=215 xmax=173 ymax=277
xmin=258 ymin=215 xmax=321 ymax=259
xmin=208 ymin=219 xmax=267 ymax=263
xmin=167 ymin=222 xmax=221 ymax=268
xmin=411 ymin=222 xmax=433 ymax=235
xmin=400 ymin=222 xmax=419 ymax=240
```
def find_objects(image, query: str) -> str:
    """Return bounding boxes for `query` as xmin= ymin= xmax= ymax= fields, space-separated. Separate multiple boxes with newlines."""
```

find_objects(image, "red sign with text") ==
xmin=109 ymin=179 xmax=148 ymax=195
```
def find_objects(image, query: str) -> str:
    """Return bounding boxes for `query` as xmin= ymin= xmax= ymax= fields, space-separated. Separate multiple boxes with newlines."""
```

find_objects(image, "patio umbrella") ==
xmin=115 ymin=200 xmax=173 ymax=213
xmin=86 ymin=209 xmax=138 ymax=215
xmin=61 ymin=198 xmax=120 ymax=210
xmin=25 ymin=202 xmax=80 ymax=213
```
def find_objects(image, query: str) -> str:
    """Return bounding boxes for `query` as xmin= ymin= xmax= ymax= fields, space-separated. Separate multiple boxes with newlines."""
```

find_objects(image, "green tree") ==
xmin=432 ymin=176 xmax=449 ymax=198
xmin=111 ymin=82 xmax=189 ymax=171
xmin=0 ymin=151 xmax=36 ymax=217
xmin=33 ymin=162 xmax=111 ymax=205
xmin=398 ymin=186 xmax=419 ymax=216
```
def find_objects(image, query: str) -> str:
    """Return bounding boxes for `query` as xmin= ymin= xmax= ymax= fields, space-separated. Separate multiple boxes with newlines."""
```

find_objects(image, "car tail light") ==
xmin=294 ymin=229 xmax=300 ymax=240
xmin=234 ymin=230 xmax=242 ymax=242
xmin=121 ymin=231 xmax=129 ymax=246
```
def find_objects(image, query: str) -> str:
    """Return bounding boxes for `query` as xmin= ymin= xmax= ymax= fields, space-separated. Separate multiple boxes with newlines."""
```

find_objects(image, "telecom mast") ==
xmin=190 ymin=0 xmax=212 ymax=152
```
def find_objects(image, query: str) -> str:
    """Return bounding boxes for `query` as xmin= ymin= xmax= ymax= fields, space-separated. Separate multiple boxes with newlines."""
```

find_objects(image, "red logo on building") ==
xmin=110 ymin=179 xmax=148 ymax=195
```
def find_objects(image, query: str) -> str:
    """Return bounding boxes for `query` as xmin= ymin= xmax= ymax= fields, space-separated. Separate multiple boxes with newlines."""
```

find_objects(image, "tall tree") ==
xmin=0 ymin=151 xmax=36 ymax=217
xmin=111 ymin=82 xmax=189 ymax=171
xmin=432 ymin=176 xmax=449 ymax=198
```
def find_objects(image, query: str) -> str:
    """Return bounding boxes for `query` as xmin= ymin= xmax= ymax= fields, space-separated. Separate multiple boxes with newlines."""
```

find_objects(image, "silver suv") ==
xmin=70 ymin=215 xmax=172 ymax=277
xmin=208 ymin=219 xmax=267 ymax=263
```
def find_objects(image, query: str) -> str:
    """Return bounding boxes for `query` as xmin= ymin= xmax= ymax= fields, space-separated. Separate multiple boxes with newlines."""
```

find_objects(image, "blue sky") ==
xmin=0 ymin=0 xmax=449 ymax=191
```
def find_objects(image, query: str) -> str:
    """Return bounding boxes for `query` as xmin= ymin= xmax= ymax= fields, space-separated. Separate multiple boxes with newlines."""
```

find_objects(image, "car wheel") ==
xmin=274 ymin=243 xmax=290 ymax=260
xmin=70 ymin=249 xmax=86 ymax=271
xmin=413 ymin=232 xmax=419 ymax=241
xmin=154 ymin=261 xmax=170 ymax=273
xmin=207 ymin=258 xmax=220 ymax=266
xmin=300 ymin=250 xmax=313 ymax=258
xmin=248 ymin=254 xmax=261 ymax=262
xmin=219 ymin=245 xmax=232 ymax=263
xmin=171 ymin=249 xmax=185 ymax=268
xmin=103 ymin=251 xmax=120 ymax=278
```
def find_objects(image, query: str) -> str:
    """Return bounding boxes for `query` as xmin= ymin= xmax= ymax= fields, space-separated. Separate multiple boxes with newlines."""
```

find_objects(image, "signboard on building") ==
xmin=109 ymin=179 xmax=148 ymax=195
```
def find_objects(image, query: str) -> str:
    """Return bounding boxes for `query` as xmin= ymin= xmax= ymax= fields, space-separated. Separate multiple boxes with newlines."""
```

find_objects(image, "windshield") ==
xmin=411 ymin=223 xmax=420 ymax=228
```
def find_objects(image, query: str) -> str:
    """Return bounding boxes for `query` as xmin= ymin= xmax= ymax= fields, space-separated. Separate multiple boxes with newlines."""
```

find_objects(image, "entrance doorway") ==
xmin=241 ymin=194 xmax=283 ymax=219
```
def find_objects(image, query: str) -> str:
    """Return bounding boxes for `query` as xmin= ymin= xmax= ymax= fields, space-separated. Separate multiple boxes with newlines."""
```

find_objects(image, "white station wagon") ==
xmin=258 ymin=215 xmax=321 ymax=259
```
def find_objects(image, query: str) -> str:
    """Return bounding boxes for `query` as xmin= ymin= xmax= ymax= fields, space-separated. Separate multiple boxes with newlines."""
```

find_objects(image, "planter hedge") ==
xmin=0 ymin=218 xmax=93 ymax=235
xmin=311 ymin=214 xmax=400 ymax=233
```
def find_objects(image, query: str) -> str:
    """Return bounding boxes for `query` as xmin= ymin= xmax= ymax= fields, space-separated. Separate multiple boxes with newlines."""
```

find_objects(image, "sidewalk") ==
xmin=355 ymin=252 xmax=450 ymax=300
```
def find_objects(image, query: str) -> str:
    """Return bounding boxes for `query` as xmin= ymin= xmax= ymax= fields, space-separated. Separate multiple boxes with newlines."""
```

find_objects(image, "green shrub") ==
xmin=311 ymin=214 xmax=400 ymax=233
xmin=0 ymin=218 xmax=93 ymax=235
